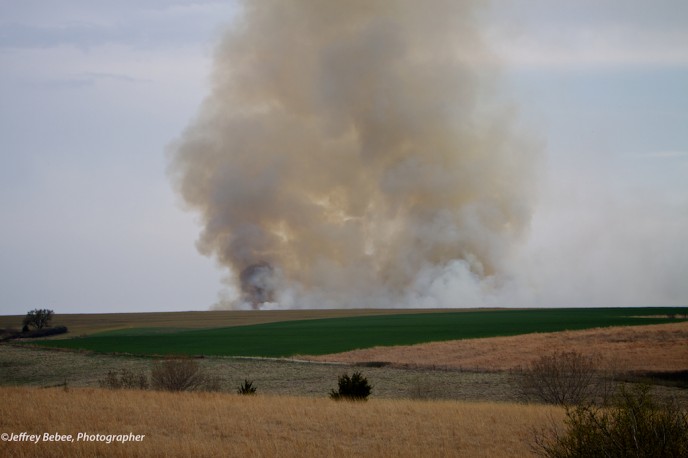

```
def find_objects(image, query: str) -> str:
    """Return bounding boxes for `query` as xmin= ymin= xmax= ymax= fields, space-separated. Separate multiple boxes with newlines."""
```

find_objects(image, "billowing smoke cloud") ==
xmin=169 ymin=0 xmax=539 ymax=309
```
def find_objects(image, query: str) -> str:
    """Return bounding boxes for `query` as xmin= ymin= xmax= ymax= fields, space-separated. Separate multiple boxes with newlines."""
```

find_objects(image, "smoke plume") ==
xmin=169 ymin=0 xmax=539 ymax=309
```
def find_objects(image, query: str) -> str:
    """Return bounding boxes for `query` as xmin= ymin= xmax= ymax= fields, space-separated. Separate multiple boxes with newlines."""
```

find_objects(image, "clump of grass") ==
xmin=237 ymin=379 xmax=257 ymax=395
xmin=99 ymin=368 xmax=149 ymax=390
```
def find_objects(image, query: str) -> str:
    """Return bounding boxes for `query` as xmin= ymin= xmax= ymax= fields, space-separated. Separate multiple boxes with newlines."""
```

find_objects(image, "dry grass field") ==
xmin=2 ymin=310 xmax=686 ymax=456
xmin=0 ymin=308 xmax=461 ymax=337
xmin=2 ymin=316 xmax=687 ymax=403
xmin=306 ymin=321 xmax=688 ymax=373
xmin=0 ymin=386 xmax=562 ymax=457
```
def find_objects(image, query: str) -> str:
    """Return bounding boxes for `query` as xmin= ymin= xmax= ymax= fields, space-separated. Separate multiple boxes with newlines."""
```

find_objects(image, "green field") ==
xmin=28 ymin=307 xmax=687 ymax=357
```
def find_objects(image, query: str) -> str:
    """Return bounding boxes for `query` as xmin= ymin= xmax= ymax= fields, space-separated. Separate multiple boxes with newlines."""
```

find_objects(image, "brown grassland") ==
xmin=306 ymin=321 xmax=688 ymax=372
xmin=1 ymin=311 xmax=687 ymax=457
xmin=0 ymin=386 xmax=562 ymax=457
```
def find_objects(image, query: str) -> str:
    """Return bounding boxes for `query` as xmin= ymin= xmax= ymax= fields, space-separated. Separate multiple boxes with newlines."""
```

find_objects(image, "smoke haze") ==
xmin=169 ymin=0 xmax=540 ymax=309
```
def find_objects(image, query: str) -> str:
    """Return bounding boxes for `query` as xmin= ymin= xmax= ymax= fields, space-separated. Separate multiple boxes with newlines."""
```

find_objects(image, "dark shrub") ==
xmin=19 ymin=325 xmax=68 ymax=339
xmin=237 ymin=379 xmax=257 ymax=395
xmin=330 ymin=371 xmax=372 ymax=401
xmin=534 ymin=384 xmax=688 ymax=457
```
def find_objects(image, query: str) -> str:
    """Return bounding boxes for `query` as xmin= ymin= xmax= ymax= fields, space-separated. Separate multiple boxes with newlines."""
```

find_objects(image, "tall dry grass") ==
xmin=308 ymin=321 xmax=688 ymax=372
xmin=0 ymin=387 xmax=561 ymax=457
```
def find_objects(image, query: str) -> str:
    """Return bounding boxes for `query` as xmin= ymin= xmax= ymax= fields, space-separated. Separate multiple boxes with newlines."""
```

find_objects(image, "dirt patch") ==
xmin=305 ymin=322 xmax=688 ymax=373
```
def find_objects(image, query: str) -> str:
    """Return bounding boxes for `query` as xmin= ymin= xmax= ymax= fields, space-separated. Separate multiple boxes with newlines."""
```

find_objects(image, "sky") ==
xmin=1 ymin=0 xmax=686 ymax=315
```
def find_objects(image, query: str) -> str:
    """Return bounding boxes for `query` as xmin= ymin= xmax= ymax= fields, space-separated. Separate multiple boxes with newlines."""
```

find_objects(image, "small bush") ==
xmin=519 ymin=351 xmax=601 ymax=405
xmin=150 ymin=358 xmax=220 ymax=392
xmin=330 ymin=371 xmax=372 ymax=401
xmin=237 ymin=379 xmax=257 ymax=395
xmin=534 ymin=384 xmax=688 ymax=457
xmin=99 ymin=368 xmax=149 ymax=390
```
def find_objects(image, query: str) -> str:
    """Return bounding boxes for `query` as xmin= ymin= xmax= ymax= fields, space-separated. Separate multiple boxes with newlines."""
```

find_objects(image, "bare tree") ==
xmin=519 ymin=351 xmax=600 ymax=405
xmin=150 ymin=359 xmax=220 ymax=392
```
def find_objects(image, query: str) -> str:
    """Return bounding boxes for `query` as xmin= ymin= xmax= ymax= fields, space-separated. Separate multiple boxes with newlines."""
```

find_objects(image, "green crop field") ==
xmin=28 ymin=307 xmax=687 ymax=357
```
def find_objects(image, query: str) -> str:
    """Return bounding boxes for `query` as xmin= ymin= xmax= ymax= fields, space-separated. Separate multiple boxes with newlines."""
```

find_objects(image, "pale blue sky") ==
xmin=1 ymin=1 xmax=686 ymax=314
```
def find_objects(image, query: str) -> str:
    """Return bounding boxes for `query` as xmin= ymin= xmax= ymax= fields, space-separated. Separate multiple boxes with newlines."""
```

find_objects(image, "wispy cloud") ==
xmin=0 ymin=22 xmax=114 ymax=49
xmin=492 ymin=27 xmax=688 ymax=70
xmin=0 ymin=1 xmax=237 ymax=51
xmin=488 ymin=1 xmax=688 ymax=71
xmin=37 ymin=71 xmax=151 ymax=90
xmin=82 ymin=71 xmax=152 ymax=84
xmin=636 ymin=151 xmax=688 ymax=159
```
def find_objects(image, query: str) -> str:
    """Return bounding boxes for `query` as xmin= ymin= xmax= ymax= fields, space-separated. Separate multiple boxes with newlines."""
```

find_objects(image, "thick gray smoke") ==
xmin=169 ymin=0 xmax=539 ymax=309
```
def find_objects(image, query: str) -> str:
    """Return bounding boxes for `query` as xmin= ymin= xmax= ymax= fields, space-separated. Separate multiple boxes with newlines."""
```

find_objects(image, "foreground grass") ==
xmin=0 ymin=387 xmax=562 ymax=457
xmin=28 ymin=307 xmax=688 ymax=357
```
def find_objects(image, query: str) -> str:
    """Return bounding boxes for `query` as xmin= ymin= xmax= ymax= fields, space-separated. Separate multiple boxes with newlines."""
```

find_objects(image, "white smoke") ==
xmin=169 ymin=0 xmax=541 ymax=309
